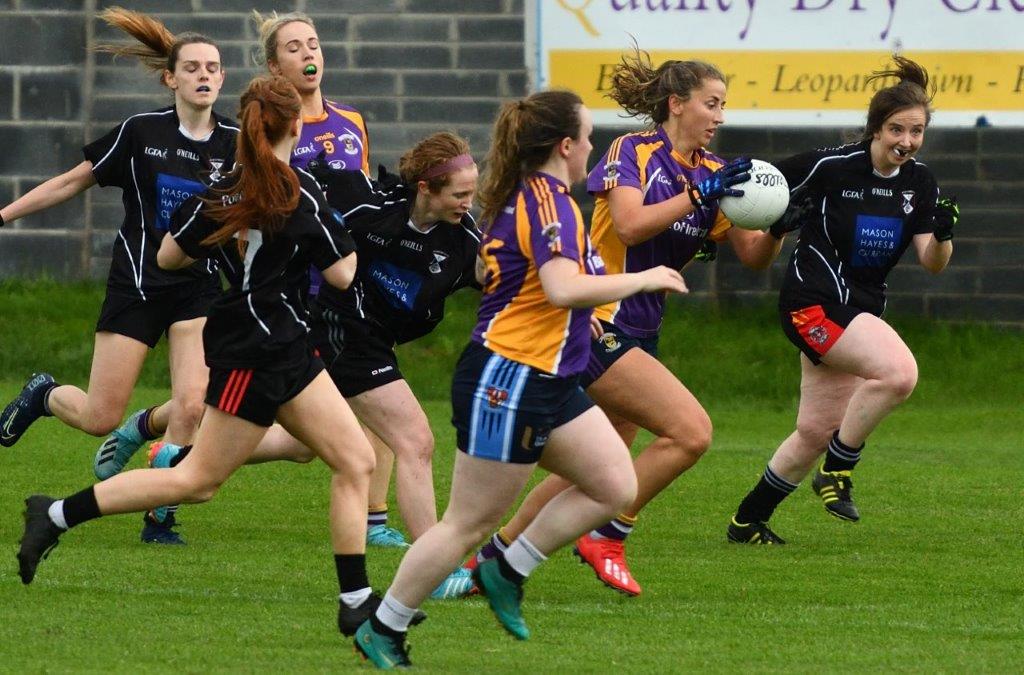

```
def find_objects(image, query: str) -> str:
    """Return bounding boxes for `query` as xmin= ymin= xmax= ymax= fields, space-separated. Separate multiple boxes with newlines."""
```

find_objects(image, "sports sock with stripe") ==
xmin=822 ymin=430 xmax=864 ymax=472
xmin=502 ymin=535 xmax=546 ymax=579
xmin=368 ymin=504 xmax=388 ymax=528
xmin=735 ymin=465 xmax=799 ymax=524
xmin=52 ymin=486 xmax=102 ymax=530
xmin=374 ymin=591 xmax=416 ymax=633
xmin=591 ymin=513 xmax=636 ymax=541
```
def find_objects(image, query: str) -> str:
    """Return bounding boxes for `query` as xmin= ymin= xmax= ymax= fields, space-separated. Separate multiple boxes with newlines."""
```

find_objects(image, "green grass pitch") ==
xmin=0 ymin=281 xmax=1021 ymax=671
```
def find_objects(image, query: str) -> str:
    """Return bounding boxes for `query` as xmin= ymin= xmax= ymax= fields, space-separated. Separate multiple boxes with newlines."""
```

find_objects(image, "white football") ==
xmin=719 ymin=159 xmax=790 ymax=231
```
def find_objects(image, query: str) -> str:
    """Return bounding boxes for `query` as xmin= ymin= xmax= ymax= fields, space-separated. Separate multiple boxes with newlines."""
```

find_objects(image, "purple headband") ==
xmin=419 ymin=154 xmax=475 ymax=181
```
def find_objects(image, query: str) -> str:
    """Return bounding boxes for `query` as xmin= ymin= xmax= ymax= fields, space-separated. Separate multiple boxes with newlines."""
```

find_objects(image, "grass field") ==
xmin=0 ymin=281 xmax=1021 ymax=672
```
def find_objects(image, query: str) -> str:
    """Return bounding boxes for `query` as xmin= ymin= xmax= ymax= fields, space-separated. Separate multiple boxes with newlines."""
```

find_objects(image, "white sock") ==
xmin=339 ymin=586 xmax=372 ymax=609
xmin=375 ymin=591 xmax=417 ymax=633
xmin=48 ymin=500 xmax=68 ymax=530
xmin=503 ymin=535 xmax=547 ymax=579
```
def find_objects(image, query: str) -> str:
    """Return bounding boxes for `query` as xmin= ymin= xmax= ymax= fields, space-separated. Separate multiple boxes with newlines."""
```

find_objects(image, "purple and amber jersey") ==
xmin=586 ymin=125 xmax=732 ymax=337
xmin=291 ymin=99 xmax=369 ymax=174
xmin=472 ymin=172 xmax=603 ymax=377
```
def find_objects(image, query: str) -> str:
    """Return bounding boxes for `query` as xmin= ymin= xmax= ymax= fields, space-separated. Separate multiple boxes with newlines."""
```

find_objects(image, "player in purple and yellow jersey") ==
xmin=0 ymin=9 xmax=236 ymax=544
xmin=354 ymin=90 xmax=687 ymax=668
xmin=469 ymin=45 xmax=801 ymax=596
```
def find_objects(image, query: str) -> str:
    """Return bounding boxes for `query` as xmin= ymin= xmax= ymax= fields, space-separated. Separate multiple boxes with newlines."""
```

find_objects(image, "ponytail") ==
xmin=96 ymin=6 xmax=218 ymax=87
xmin=862 ymin=55 xmax=934 ymax=141
xmin=609 ymin=41 xmax=724 ymax=125
xmin=201 ymin=76 xmax=301 ymax=248
xmin=478 ymin=90 xmax=583 ymax=227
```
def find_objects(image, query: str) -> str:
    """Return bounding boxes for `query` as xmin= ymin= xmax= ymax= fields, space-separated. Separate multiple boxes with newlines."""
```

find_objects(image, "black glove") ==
xmin=305 ymin=150 xmax=333 ymax=193
xmin=769 ymin=189 xmax=816 ymax=239
xmin=932 ymin=196 xmax=959 ymax=242
xmin=375 ymin=164 xmax=403 ymax=192
xmin=688 ymin=156 xmax=752 ymax=207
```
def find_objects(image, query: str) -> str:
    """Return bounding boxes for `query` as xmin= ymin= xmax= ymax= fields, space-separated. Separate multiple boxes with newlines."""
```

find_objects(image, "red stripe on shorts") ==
xmin=218 ymin=369 xmax=241 ymax=411
xmin=225 ymin=369 xmax=253 ymax=414
xmin=789 ymin=305 xmax=844 ymax=356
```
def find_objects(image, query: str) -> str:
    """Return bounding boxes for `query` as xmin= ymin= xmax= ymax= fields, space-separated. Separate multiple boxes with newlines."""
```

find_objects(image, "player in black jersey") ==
xmin=0 ymin=10 xmax=236 ymax=541
xmin=728 ymin=57 xmax=959 ymax=544
xmin=17 ymin=75 xmax=389 ymax=639
xmin=244 ymin=131 xmax=483 ymax=598
xmin=253 ymin=11 xmax=406 ymax=550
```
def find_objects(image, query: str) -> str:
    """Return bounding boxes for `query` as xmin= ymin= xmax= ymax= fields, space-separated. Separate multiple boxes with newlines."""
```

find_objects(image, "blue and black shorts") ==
xmin=451 ymin=341 xmax=594 ymax=465
xmin=579 ymin=320 xmax=660 ymax=389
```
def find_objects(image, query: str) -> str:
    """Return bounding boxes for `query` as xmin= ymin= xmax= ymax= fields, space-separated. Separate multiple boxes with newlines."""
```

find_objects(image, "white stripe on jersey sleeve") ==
xmin=299 ymin=186 xmax=343 ymax=258
xmin=92 ymin=110 xmax=174 ymax=172
xmin=789 ymin=149 xmax=865 ymax=193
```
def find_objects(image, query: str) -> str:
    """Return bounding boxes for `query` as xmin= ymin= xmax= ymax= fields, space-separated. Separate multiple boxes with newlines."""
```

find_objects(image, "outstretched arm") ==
xmin=0 ymin=161 xmax=96 ymax=225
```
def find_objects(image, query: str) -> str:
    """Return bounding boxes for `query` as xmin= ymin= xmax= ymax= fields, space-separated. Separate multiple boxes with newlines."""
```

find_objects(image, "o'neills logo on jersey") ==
xmin=145 ymin=146 xmax=167 ymax=159
xmin=177 ymin=148 xmax=200 ymax=162
xmin=314 ymin=131 xmax=336 ymax=143
xmin=872 ymin=187 xmax=893 ymax=197
xmin=842 ymin=189 xmax=864 ymax=200
xmin=400 ymin=239 xmax=423 ymax=252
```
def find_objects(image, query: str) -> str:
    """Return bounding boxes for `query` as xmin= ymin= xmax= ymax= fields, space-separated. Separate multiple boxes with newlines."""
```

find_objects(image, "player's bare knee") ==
xmin=609 ymin=471 xmax=638 ymax=513
xmin=80 ymin=413 xmax=121 ymax=437
xmin=886 ymin=358 xmax=918 ymax=400
xmin=172 ymin=394 xmax=206 ymax=432
xmin=794 ymin=420 xmax=833 ymax=452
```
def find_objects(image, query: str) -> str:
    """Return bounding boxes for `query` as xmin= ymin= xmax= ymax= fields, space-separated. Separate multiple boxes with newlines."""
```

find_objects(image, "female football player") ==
xmin=17 ymin=75 xmax=387 ymax=641
xmin=0 ymin=9 xmax=236 ymax=542
xmin=470 ymin=44 xmax=793 ymax=596
xmin=353 ymin=89 xmax=687 ymax=668
xmin=727 ymin=56 xmax=958 ymax=543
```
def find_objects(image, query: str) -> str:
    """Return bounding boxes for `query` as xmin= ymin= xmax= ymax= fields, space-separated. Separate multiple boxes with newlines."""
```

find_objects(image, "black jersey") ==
xmin=169 ymin=167 xmax=356 ymax=368
xmin=774 ymin=140 xmax=940 ymax=315
xmin=315 ymin=169 xmax=481 ymax=345
xmin=83 ymin=106 xmax=238 ymax=299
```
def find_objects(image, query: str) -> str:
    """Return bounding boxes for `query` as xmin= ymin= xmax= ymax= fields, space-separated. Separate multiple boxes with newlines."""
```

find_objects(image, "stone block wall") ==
xmin=1 ymin=1 xmax=1021 ymax=324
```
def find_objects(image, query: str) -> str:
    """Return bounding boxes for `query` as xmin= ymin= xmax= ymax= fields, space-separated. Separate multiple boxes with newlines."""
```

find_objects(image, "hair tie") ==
xmin=418 ymin=153 xmax=475 ymax=181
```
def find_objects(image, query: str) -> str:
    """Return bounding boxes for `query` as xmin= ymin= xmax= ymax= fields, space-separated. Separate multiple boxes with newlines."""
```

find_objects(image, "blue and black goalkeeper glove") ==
xmin=932 ymin=196 xmax=959 ymax=242
xmin=688 ymin=156 xmax=752 ymax=207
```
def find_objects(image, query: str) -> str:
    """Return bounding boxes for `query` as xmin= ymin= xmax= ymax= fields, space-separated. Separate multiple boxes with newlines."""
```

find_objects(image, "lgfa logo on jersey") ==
xmin=145 ymin=146 xmax=167 ymax=159
xmin=901 ymin=190 xmax=915 ymax=214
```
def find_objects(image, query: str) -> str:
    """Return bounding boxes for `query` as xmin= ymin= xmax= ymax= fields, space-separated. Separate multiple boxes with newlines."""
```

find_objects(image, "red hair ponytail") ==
xmin=202 ymin=76 xmax=301 ymax=247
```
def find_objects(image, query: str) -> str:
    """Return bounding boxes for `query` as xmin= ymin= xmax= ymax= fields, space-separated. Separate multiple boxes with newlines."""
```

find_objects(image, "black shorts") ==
xmin=205 ymin=349 xmax=324 ymax=427
xmin=451 ymin=341 xmax=594 ymax=465
xmin=96 ymin=277 xmax=220 ymax=348
xmin=579 ymin=320 xmax=660 ymax=389
xmin=780 ymin=303 xmax=864 ymax=365
xmin=311 ymin=305 xmax=403 ymax=398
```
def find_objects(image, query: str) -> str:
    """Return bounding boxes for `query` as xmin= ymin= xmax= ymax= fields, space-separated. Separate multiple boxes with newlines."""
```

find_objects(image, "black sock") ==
xmin=39 ymin=382 xmax=59 ymax=417
xmin=370 ymin=613 xmax=404 ymax=638
xmin=822 ymin=431 xmax=864 ymax=472
xmin=735 ymin=466 xmax=799 ymax=524
xmin=335 ymin=553 xmax=370 ymax=594
xmin=497 ymin=552 xmax=525 ymax=585
xmin=62 ymin=486 xmax=101 ymax=529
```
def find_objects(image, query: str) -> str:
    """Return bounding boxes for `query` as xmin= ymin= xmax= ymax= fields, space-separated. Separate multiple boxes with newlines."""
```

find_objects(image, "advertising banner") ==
xmin=527 ymin=1 xmax=1024 ymax=126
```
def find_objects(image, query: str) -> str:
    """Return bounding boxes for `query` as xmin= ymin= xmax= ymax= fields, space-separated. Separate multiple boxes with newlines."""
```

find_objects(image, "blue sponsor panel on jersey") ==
xmin=369 ymin=259 xmax=422 ymax=311
xmin=852 ymin=215 xmax=902 ymax=267
xmin=156 ymin=173 xmax=206 ymax=231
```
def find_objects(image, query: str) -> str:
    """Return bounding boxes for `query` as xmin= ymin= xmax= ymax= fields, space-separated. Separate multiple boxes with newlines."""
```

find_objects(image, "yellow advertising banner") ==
xmin=550 ymin=50 xmax=1024 ymax=111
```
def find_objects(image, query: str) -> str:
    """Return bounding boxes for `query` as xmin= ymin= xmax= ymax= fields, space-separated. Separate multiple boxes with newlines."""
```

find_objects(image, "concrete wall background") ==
xmin=0 ymin=1 xmax=1021 ymax=324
